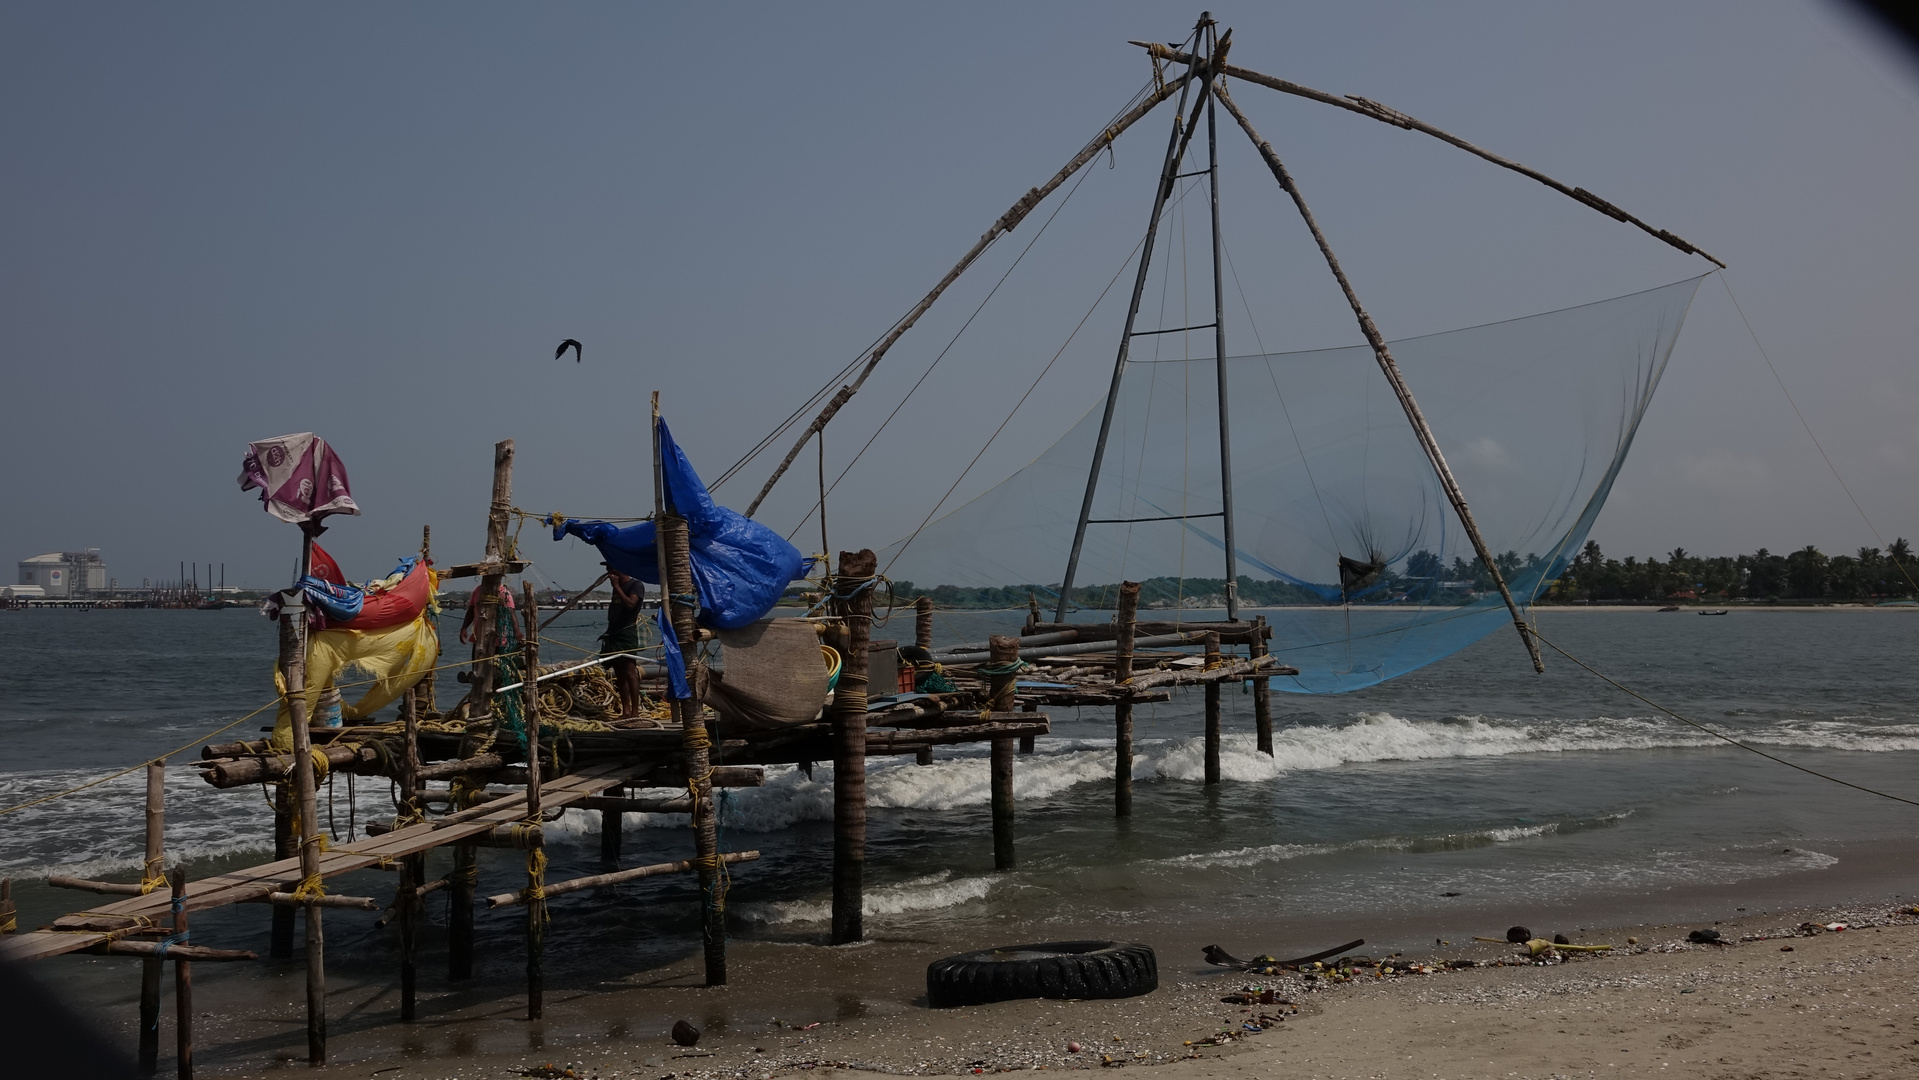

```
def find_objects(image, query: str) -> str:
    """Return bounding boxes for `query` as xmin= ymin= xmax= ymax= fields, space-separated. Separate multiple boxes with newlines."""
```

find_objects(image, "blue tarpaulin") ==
xmin=553 ymin=417 xmax=804 ymax=634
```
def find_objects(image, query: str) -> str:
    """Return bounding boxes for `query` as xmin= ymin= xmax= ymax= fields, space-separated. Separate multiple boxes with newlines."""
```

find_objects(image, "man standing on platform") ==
xmin=602 ymin=566 xmax=645 ymax=719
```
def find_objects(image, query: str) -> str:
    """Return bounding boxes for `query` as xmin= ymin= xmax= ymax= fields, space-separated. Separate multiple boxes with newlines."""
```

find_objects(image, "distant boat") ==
xmin=1657 ymin=605 xmax=1681 ymax=612
xmin=1699 ymin=609 xmax=1729 ymax=616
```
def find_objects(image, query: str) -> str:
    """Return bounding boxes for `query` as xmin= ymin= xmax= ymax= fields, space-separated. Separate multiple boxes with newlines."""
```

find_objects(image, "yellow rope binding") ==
xmin=137 ymin=854 xmax=167 ymax=895
xmin=288 ymin=873 xmax=326 ymax=902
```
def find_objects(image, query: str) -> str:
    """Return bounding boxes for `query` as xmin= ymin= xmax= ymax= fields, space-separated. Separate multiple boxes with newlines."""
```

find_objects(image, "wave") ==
xmin=733 ymin=870 xmax=996 ymax=925
xmin=1157 ymin=814 xmax=1627 ymax=869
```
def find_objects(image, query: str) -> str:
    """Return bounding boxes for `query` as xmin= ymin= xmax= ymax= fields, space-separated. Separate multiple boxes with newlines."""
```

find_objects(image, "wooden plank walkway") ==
xmin=0 ymin=759 xmax=649 ymax=964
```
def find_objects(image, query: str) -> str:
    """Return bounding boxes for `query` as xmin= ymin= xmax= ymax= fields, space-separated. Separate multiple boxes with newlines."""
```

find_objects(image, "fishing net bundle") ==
xmin=881 ymin=277 xmax=1703 ymax=693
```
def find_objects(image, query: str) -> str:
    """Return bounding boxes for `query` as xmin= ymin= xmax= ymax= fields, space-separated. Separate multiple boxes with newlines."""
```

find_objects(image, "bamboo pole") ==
xmin=521 ymin=583 xmax=545 ymax=1020
xmin=915 ymin=596 xmax=935 ymax=766
xmin=170 ymin=868 xmax=193 ymax=1080
xmin=1114 ymin=581 xmax=1140 ymax=818
xmin=1213 ymin=82 xmax=1545 ymax=675
xmin=1203 ymin=24 xmax=1241 ymax=621
xmin=987 ymin=635 xmax=1019 ymax=870
xmin=139 ymin=759 xmax=166 ymax=1073
xmin=1251 ymin=616 xmax=1273 ymax=755
xmin=654 ymin=396 xmax=726 ymax=984
xmin=830 ymin=550 xmax=877 ymax=944
xmin=452 ymin=440 xmax=514 ymax=983
xmin=278 ymin=568 xmax=327 ymax=1064
xmin=0 ymin=879 xmax=14 ymax=935
xmin=1204 ymin=632 xmax=1222 ymax=786
xmin=741 ymin=69 xmax=1198 ymax=518
xmin=485 ymin=851 xmax=762 ymax=908
xmin=1133 ymin=42 xmax=1725 ymax=267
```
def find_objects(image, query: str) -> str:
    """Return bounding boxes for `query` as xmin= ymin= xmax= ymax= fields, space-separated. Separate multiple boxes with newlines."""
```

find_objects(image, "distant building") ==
xmin=17 ymin=550 xmax=108 ymax=598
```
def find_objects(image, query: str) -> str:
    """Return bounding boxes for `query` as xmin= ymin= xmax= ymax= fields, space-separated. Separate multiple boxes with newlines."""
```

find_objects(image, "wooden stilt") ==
xmin=1019 ymin=697 xmax=1038 ymax=755
xmin=1204 ymin=632 xmax=1222 ymax=786
xmin=138 ymin=943 xmax=162 ymax=1073
xmin=452 ymin=440 xmax=515 ymax=984
xmin=279 ymin=571 xmax=327 ymax=1065
xmin=448 ymin=843 xmax=476 ymax=982
xmin=829 ymin=549 xmax=877 ymax=944
xmin=170 ymin=868 xmax=193 ymax=1080
xmin=0 ymin=879 xmax=14 ymax=935
xmin=1251 ymin=616 xmax=1273 ymax=755
xmin=139 ymin=758 xmax=166 ymax=1073
xmin=915 ymin=597 xmax=936 ymax=765
xmin=398 ymin=692 xmax=421 ymax=1022
xmin=599 ymin=801 xmax=623 ymax=866
xmin=987 ymin=635 xmax=1019 ymax=870
xmin=652 ymin=402 xmax=726 ymax=984
xmin=521 ymin=584 xmax=545 ymax=1020
xmin=269 ymin=784 xmax=293 ymax=958
xmin=1114 ymin=582 xmax=1140 ymax=818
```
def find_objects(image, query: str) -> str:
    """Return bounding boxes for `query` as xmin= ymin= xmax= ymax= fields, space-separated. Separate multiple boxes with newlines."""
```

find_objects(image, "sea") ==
xmin=3 ymin=605 xmax=1917 ymax=1022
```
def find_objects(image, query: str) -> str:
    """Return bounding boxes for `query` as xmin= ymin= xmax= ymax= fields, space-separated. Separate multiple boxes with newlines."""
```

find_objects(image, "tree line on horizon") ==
xmin=890 ymin=538 xmax=1916 ymax=610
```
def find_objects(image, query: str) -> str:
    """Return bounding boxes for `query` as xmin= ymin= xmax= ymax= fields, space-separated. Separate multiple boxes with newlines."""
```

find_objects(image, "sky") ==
xmin=3 ymin=2 xmax=1916 ymax=590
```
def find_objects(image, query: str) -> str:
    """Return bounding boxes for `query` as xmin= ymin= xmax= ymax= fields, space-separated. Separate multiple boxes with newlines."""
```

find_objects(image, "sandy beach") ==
xmin=110 ymin=887 xmax=1913 ymax=1080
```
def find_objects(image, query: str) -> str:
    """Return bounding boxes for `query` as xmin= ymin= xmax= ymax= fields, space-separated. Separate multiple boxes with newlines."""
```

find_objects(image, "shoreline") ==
xmin=51 ymin=836 xmax=1919 ymax=1078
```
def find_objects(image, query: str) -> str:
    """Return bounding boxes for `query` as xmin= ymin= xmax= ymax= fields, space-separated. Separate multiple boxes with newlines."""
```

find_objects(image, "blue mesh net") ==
xmin=880 ymin=276 xmax=1704 ymax=693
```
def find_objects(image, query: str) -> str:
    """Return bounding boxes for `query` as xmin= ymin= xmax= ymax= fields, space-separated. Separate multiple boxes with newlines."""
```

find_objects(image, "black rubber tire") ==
xmin=926 ymin=940 xmax=1157 ymax=1008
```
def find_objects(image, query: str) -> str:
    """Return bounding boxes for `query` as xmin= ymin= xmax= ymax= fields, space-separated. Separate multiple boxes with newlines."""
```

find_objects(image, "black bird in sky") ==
xmin=555 ymin=338 xmax=582 ymax=362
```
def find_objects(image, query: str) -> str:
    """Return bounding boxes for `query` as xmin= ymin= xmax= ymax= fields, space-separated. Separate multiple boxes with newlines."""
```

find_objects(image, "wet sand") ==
xmin=59 ymin=836 xmax=1919 ymax=1078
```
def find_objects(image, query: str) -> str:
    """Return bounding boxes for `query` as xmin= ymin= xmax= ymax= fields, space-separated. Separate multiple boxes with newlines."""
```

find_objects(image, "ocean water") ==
xmin=2 ymin=605 xmax=1916 ymax=986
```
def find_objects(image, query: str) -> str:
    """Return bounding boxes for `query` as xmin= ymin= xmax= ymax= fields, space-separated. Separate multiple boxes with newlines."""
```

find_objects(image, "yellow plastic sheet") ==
xmin=271 ymin=613 xmax=440 ymax=750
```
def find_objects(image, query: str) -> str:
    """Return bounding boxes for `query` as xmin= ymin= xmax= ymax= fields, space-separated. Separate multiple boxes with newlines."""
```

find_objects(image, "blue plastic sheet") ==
xmin=553 ymin=417 xmax=805 ymax=632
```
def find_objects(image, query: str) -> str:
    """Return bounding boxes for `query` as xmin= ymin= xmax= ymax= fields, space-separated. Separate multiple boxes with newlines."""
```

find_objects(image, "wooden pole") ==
xmin=1202 ymin=25 xmax=1241 ymax=621
xmin=1251 ymin=616 xmax=1273 ymax=756
xmin=170 ymin=867 xmax=193 ymax=1080
xmin=1057 ymin=34 xmax=1212 ymax=622
xmin=742 ymin=67 xmax=1199 ymax=519
xmin=139 ymin=758 xmax=166 ymax=1073
xmin=1213 ymin=82 xmax=1545 ymax=675
xmin=1114 ymin=581 xmax=1140 ymax=818
xmin=1133 ymin=42 xmax=1725 ymax=267
xmin=453 ymin=439 xmax=514 ymax=982
xmin=915 ymin=596 xmax=936 ymax=764
xmin=398 ymin=693 xmax=420 ymax=1022
xmin=830 ymin=549 xmax=877 ymax=943
xmin=654 ymin=396 xmax=726 ymax=984
xmin=521 ymin=583 xmax=545 ymax=1020
xmin=269 ymin=783 xmax=293 ymax=958
xmin=0 ymin=879 xmax=14 ymax=936
xmin=599 ymin=795 xmax=623 ymax=867
xmin=987 ymin=635 xmax=1019 ymax=870
xmin=1204 ymin=632 xmax=1222 ymax=786
xmin=280 ymin=543 xmax=327 ymax=1064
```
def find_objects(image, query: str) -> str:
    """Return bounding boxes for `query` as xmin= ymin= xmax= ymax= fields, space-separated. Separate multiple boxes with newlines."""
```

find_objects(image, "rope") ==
xmin=1531 ymin=628 xmax=1919 ymax=808
xmin=524 ymin=846 xmax=548 ymax=917
xmin=975 ymin=659 xmax=1032 ymax=676
xmin=289 ymin=873 xmax=326 ymax=902
xmin=1719 ymin=273 xmax=1919 ymax=596
xmin=151 ymin=893 xmax=189 ymax=960
xmin=137 ymin=855 xmax=167 ymax=896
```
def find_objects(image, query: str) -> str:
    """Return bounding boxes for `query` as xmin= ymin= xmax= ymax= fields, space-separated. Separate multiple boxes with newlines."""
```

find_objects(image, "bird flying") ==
xmin=555 ymin=338 xmax=582 ymax=362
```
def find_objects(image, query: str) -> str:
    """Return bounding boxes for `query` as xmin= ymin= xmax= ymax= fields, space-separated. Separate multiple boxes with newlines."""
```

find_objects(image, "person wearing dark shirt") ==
xmin=602 ymin=567 xmax=644 ymax=719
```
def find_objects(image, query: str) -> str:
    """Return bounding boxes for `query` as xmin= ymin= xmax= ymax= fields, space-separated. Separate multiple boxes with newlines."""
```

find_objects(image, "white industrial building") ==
xmin=17 ymin=550 xmax=107 ymax=598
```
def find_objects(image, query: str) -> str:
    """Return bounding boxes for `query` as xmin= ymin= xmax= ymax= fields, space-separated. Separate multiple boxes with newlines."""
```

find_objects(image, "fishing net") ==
xmin=881 ymin=276 xmax=1704 ymax=693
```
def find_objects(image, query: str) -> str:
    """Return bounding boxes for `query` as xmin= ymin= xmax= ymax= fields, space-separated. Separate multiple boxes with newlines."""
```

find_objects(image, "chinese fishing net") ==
xmin=880 ymin=275 xmax=1704 ymax=693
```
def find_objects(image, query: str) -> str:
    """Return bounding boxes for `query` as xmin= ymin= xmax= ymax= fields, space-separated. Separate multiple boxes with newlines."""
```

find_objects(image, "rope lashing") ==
xmin=975 ymin=659 xmax=1032 ymax=676
xmin=289 ymin=873 xmax=326 ymax=902
xmin=152 ymin=893 xmax=190 ymax=961
xmin=137 ymin=854 xmax=167 ymax=895
xmin=524 ymin=847 xmax=549 ymax=920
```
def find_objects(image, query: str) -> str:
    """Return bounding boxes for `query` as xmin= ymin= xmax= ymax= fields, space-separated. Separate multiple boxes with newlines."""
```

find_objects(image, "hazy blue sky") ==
xmin=3 ymin=2 xmax=1915 ymax=590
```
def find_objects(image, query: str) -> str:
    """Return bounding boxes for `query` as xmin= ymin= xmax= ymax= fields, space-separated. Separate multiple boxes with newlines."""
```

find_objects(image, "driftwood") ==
xmin=483 ymin=850 xmax=762 ymax=909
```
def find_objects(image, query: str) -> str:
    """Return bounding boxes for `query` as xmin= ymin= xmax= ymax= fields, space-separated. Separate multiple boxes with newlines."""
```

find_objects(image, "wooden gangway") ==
xmin=1 ymin=758 xmax=645 ymax=964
